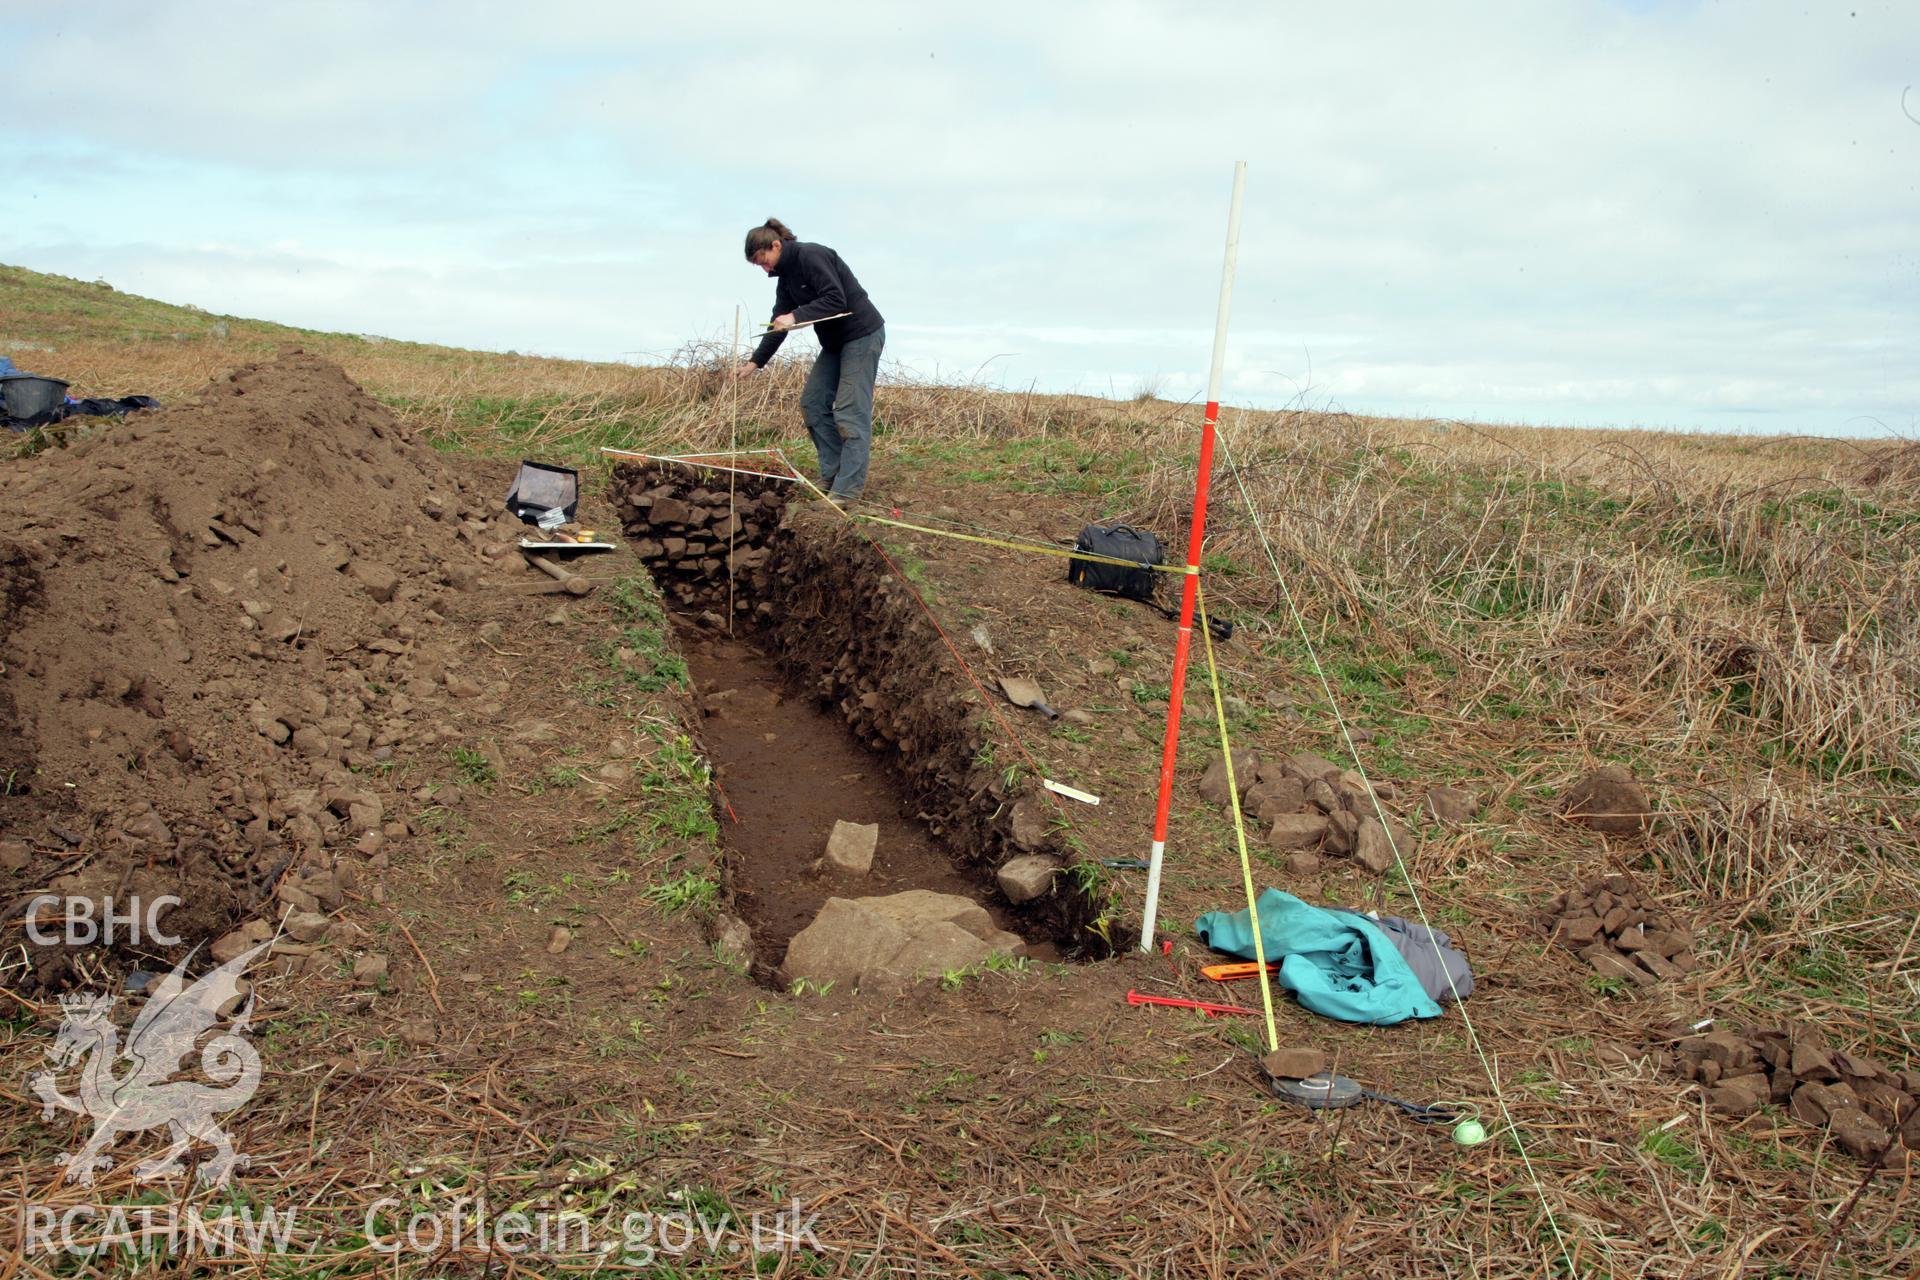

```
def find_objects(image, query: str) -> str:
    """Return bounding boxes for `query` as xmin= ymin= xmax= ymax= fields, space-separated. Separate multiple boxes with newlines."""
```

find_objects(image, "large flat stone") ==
xmin=859 ymin=889 xmax=1005 ymax=943
xmin=784 ymin=890 xmax=1025 ymax=992
xmin=1708 ymin=1073 xmax=1769 ymax=1116
xmin=1267 ymin=813 xmax=1328 ymax=851
xmin=1198 ymin=747 xmax=1261 ymax=807
xmin=783 ymin=898 xmax=911 ymax=988
xmin=647 ymin=496 xmax=694 ymax=526
xmin=1263 ymin=1047 xmax=1327 ymax=1079
xmin=1281 ymin=752 xmax=1343 ymax=785
xmin=1353 ymin=817 xmax=1396 ymax=874
xmin=1243 ymin=777 xmax=1306 ymax=822
xmin=905 ymin=921 xmax=1004 ymax=976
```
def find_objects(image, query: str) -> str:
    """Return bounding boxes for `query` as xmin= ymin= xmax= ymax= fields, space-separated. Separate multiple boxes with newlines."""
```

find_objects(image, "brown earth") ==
xmin=609 ymin=460 xmax=1113 ymax=957
xmin=2 ymin=351 xmax=1913 ymax=1275
xmin=679 ymin=624 xmax=1045 ymax=972
xmin=0 ymin=353 xmax=510 ymax=989
xmin=0 ymin=354 xmax=1109 ymax=1007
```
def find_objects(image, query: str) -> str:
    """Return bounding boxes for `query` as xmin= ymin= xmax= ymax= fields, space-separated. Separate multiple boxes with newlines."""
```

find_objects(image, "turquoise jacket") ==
xmin=1195 ymin=889 xmax=1443 ymax=1026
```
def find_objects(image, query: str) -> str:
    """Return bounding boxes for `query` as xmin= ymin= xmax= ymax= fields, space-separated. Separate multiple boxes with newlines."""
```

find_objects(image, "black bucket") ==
xmin=1 ymin=375 xmax=70 ymax=420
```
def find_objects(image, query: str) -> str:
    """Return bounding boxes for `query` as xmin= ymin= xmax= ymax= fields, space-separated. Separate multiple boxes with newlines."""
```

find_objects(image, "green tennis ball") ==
xmin=1453 ymin=1119 xmax=1488 ymax=1146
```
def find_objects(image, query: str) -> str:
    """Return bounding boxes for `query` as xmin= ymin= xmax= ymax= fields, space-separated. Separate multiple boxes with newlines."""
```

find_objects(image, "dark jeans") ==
xmin=799 ymin=325 xmax=884 ymax=500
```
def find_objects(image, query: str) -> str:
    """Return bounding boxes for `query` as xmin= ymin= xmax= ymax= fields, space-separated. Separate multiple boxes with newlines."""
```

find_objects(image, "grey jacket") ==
xmin=1331 ymin=910 xmax=1475 ymax=1003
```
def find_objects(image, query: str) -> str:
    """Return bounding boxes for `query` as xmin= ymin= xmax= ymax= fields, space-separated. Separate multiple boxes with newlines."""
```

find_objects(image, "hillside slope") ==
xmin=4 ymin=261 xmax=1918 ymax=1275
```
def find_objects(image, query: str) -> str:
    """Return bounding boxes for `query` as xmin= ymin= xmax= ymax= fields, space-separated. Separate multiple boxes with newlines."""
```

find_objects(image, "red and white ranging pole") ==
xmin=1139 ymin=161 xmax=1246 ymax=951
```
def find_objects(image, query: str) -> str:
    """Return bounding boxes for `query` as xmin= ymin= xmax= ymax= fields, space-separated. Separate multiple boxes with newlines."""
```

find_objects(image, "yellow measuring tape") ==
xmin=765 ymin=456 xmax=1278 ymax=1047
xmin=849 ymin=512 xmax=1197 ymax=577
xmin=1198 ymin=581 xmax=1280 ymax=1053
xmin=618 ymin=445 xmax=1194 ymax=578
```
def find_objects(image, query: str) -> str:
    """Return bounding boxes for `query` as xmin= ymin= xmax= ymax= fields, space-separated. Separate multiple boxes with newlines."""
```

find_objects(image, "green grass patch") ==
xmin=600 ymin=573 xmax=690 ymax=692
xmin=646 ymin=871 xmax=719 ymax=915
xmin=448 ymin=745 xmax=498 ymax=788
xmin=1640 ymin=1126 xmax=1705 ymax=1178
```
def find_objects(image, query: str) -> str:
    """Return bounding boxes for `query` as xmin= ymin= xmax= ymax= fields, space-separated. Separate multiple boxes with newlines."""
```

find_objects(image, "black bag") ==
xmin=1066 ymin=522 xmax=1237 ymax=642
xmin=1066 ymin=524 xmax=1163 ymax=602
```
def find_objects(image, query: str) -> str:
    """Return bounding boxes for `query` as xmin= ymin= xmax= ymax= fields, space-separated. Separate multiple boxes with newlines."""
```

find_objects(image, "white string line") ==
xmin=1213 ymin=424 xmax=1575 ymax=1265
xmin=619 ymin=445 xmax=1168 ymax=565
xmin=599 ymin=448 xmax=799 ymax=482
xmin=620 ymin=424 xmax=1567 ymax=1257
xmin=728 ymin=309 xmax=741 ymax=631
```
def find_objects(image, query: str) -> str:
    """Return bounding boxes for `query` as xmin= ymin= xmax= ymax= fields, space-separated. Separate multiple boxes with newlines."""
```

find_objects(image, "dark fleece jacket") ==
xmin=750 ymin=240 xmax=884 ymax=366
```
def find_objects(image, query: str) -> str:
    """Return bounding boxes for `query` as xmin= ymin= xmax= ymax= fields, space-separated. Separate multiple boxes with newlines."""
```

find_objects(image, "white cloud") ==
xmin=6 ymin=0 xmax=1916 ymax=435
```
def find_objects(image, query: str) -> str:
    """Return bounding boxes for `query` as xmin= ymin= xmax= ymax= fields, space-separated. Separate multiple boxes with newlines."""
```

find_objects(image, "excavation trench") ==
xmin=678 ymin=627 xmax=1042 ymax=966
xmin=609 ymin=462 xmax=1111 ymax=983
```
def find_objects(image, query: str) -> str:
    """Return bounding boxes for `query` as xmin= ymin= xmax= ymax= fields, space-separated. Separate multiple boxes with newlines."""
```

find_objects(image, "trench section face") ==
xmin=608 ymin=462 xmax=1110 ymax=975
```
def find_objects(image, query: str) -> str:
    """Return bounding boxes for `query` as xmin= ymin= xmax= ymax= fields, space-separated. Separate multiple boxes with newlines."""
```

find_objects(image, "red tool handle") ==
xmin=1126 ymin=988 xmax=1259 ymax=1017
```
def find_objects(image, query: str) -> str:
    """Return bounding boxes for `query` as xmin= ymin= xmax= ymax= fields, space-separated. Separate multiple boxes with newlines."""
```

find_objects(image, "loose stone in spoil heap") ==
xmin=1542 ymin=874 xmax=1697 ymax=986
xmin=1674 ymin=1025 xmax=1920 ymax=1165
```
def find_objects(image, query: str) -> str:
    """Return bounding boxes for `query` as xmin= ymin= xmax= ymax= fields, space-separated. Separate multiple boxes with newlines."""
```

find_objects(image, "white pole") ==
xmin=1139 ymin=160 xmax=1246 ymax=952
xmin=1206 ymin=165 xmax=1246 ymax=404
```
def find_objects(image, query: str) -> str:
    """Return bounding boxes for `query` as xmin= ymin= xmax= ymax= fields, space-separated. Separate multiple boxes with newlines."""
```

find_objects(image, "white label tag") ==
xmin=1043 ymin=778 xmax=1100 ymax=806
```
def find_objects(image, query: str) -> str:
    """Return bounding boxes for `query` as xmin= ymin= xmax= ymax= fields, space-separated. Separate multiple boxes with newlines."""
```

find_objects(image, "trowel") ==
xmin=997 ymin=675 xmax=1058 ymax=719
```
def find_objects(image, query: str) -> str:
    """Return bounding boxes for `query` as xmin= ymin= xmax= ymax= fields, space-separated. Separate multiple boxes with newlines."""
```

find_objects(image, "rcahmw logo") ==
xmin=20 ymin=1203 xmax=298 ymax=1258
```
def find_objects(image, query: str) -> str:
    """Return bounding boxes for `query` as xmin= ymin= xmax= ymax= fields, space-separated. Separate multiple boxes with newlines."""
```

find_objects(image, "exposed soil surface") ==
xmin=0 ymin=354 xmax=495 ymax=990
xmin=611 ymin=460 xmax=1113 ymax=957
xmin=679 ymin=624 xmax=1036 ymax=968
xmin=2 ymin=349 xmax=1912 ymax=1275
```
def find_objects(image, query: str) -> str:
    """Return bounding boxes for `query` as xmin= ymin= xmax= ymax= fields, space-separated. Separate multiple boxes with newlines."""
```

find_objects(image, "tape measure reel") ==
xmin=1267 ymin=1072 xmax=1364 ymax=1109
xmin=1266 ymin=1071 xmax=1490 ymax=1146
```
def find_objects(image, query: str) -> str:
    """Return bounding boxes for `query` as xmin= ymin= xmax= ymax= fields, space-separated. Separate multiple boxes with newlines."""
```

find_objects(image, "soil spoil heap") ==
xmin=1 ymin=353 xmax=503 ymax=991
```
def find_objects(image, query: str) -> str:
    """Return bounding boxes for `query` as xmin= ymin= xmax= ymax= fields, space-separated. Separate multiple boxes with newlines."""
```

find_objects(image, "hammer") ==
xmin=524 ymin=552 xmax=593 ymax=596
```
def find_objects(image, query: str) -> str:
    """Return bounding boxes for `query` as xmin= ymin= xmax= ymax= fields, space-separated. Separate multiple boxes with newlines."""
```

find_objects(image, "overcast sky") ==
xmin=8 ymin=1 xmax=1916 ymax=436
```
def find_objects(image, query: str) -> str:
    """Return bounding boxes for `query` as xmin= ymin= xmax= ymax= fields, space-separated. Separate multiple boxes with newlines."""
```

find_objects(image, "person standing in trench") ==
xmin=735 ymin=218 xmax=886 ymax=503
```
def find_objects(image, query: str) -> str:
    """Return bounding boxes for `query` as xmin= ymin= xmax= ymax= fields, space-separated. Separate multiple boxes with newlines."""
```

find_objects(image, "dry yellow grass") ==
xmin=268 ymin=325 xmax=1913 ymax=1051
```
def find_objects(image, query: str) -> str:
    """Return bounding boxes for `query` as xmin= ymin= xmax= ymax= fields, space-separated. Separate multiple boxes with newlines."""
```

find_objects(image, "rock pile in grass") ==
xmin=1542 ymin=875 xmax=1697 ymax=984
xmin=607 ymin=463 xmax=791 ymax=612
xmin=1675 ymin=1026 xmax=1920 ymax=1165
xmin=1195 ymin=747 xmax=1476 ymax=876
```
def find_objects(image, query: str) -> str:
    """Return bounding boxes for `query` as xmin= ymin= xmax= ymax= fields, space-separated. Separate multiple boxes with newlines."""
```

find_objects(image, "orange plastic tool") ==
xmin=1201 ymin=961 xmax=1280 ymax=982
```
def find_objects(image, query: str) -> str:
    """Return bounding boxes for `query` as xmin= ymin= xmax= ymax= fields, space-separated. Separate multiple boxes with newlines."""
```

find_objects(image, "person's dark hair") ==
xmin=744 ymin=218 xmax=797 ymax=260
